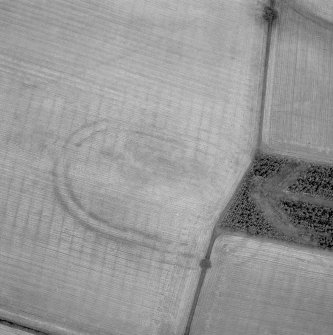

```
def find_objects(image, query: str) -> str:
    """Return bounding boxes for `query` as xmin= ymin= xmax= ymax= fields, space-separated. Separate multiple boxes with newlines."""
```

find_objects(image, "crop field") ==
xmin=0 ymin=1 xmax=333 ymax=334
xmin=188 ymin=2 xmax=333 ymax=332
xmin=262 ymin=0 xmax=333 ymax=163
xmin=0 ymin=0 xmax=266 ymax=334
xmin=190 ymin=233 xmax=333 ymax=335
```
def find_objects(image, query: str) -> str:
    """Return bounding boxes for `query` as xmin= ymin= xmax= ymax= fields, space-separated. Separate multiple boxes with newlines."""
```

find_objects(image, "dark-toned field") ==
xmin=220 ymin=152 xmax=333 ymax=250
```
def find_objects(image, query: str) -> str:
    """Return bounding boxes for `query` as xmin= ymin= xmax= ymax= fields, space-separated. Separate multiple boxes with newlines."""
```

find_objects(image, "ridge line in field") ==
xmin=0 ymin=319 xmax=47 ymax=335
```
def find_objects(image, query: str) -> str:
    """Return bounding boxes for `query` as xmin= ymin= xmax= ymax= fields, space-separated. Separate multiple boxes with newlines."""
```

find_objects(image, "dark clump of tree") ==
xmin=220 ymin=152 xmax=333 ymax=249
xmin=288 ymin=165 xmax=333 ymax=200
xmin=221 ymin=171 xmax=286 ymax=241
xmin=280 ymin=200 xmax=333 ymax=249
xmin=252 ymin=152 xmax=288 ymax=178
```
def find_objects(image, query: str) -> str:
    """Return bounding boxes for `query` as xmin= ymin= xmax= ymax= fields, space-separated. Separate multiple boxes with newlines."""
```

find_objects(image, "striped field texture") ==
xmin=0 ymin=1 xmax=266 ymax=334
xmin=191 ymin=233 xmax=333 ymax=335
xmin=262 ymin=0 xmax=333 ymax=163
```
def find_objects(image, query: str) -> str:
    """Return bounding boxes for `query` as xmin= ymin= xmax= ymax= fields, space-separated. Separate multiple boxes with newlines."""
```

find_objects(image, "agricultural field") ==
xmin=190 ymin=233 xmax=333 ymax=335
xmin=189 ymin=151 xmax=333 ymax=334
xmin=262 ymin=0 xmax=333 ymax=163
xmin=0 ymin=0 xmax=266 ymax=334
xmin=189 ymin=1 xmax=333 ymax=333
xmin=0 ymin=0 xmax=332 ymax=334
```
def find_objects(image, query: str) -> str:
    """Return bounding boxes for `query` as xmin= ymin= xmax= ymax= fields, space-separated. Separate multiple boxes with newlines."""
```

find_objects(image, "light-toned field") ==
xmin=290 ymin=0 xmax=333 ymax=26
xmin=192 ymin=2 xmax=333 ymax=333
xmin=0 ymin=324 xmax=31 ymax=335
xmin=262 ymin=0 xmax=333 ymax=163
xmin=190 ymin=233 xmax=333 ymax=335
xmin=0 ymin=1 xmax=266 ymax=334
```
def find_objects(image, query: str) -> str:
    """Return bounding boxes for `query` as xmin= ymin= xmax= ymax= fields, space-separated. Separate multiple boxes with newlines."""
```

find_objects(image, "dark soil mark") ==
xmin=263 ymin=1 xmax=278 ymax=23
xmin=0 ymin=319 xmax=47 ymax=334
xmin=219 ymin=152 xmax=333 ymax=250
